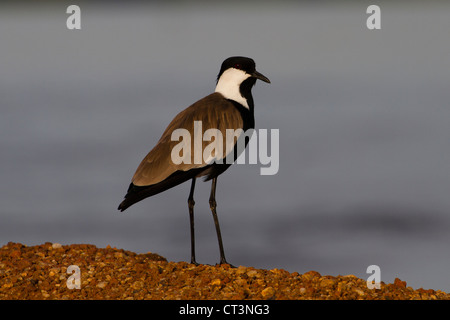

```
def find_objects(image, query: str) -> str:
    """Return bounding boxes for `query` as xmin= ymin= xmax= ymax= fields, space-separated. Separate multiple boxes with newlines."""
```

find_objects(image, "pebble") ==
xmin=52 ymin=243 xmax=62 ymax=249
xmin=210 ymin=279 xmax=222 ymax=286
xmin=261 ymin=287 xmax=276 ymax=299
xmin=246 ymin=270 xmax=259 ymax=278
xmin=320 ymin=278 xmax=335 ymax=287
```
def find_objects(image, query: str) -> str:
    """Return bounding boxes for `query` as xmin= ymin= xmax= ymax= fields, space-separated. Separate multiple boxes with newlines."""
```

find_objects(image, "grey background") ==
xmin=1 ymin=1 xmax=450 ymax=291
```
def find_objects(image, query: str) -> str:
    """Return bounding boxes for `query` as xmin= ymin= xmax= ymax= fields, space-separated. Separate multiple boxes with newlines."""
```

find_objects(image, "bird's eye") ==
xmin=234 ymin=63 xmax=241 ymax=69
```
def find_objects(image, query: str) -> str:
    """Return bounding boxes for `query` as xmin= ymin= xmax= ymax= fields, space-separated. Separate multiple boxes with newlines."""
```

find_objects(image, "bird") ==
xmin=118 ymin=56 xmax=270 ymax=265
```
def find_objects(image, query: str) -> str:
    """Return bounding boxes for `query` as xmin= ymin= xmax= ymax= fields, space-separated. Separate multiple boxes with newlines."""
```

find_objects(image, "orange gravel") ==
xmin=0 ymin=242 xmax=448 ymax=300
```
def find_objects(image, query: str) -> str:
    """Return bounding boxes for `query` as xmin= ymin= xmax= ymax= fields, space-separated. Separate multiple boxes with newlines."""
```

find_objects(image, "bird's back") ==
xmin=118 ymin=92 xmax=247 ymax=211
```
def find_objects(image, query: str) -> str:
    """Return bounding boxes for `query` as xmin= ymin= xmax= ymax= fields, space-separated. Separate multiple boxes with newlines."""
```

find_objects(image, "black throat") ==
xmin=239 ymin=77 xmax=257 ymax=113
xmin=227 ymin=77 xmax=257 ymax=131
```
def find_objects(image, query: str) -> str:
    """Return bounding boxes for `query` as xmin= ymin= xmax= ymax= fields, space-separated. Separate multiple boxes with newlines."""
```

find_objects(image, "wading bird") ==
xmin=118 ymin=56 xmax=270 ymax=265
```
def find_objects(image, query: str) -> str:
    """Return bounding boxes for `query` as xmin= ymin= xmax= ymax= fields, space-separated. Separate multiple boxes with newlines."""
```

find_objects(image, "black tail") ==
xmin=117 ymin=167 xmax=209 ymax=212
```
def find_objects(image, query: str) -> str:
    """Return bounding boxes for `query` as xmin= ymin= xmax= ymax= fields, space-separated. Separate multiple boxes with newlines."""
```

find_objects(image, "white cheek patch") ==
xmin=215 ymin=68 xmax=251 ymax=109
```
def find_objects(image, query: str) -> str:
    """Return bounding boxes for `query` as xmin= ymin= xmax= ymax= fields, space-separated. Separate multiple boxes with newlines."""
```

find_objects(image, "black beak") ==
xmin=252 ymin=70 xmax=271 ymax=83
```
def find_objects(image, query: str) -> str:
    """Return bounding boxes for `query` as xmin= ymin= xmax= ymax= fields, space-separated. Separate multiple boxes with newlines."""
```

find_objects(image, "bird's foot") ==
xmin=190 ymin=259 xmax=199 ymax=266
xmin=218 ymin=259 xmax=236 ymax=268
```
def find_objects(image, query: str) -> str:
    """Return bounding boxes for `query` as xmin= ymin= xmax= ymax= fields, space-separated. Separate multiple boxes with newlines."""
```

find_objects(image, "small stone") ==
xmin=270 ymin=268 xmax=280 ymax=273
xmin=114 ymin=252 xmax=125 ymax=259
xmin=302 ymin=271 xmax=321 ymax=281
xmin=10 ymin=250 xmax=21 ymax=258
xmin=261 ymin=287 xmax=275 ymax=299
xmin=96 ymin=282 xmax=107 ymax=289
xmin=354 ymin=288 xmax=365 ymax=296
xmin=235 ymin=279 xmax=247 ymax=287
xmin=210 ymin=279 xmax=221 ymax=286
xmin=394 ymin=278 xmax=407 ymax=288
xmin=132 ymin=281 xmax=145 ymax=289
xmin=236 ymin=266 xmax=248 ymax=275
xmin=247 ymin=270 xmax=258 ymax=278
xmin=320 ymin=278 xmax=335 ymax=287
xmin=52 ymin=243 xmax=62 ymax=249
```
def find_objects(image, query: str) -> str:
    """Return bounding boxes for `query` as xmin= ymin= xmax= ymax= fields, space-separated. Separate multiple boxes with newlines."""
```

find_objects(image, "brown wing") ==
xmin=131 ymin=92 xmax=244 ymax=187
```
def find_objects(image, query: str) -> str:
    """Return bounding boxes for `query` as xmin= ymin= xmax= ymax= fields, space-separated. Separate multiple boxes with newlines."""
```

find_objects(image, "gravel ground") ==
xmin=0 ymin=242 xmax=448 ymax=300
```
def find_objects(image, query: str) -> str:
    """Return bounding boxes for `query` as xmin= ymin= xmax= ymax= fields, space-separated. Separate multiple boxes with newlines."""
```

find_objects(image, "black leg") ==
xmin=209 ymin=177 xmax=232 ymax=266
xmin=188 ymin=178 xmax=198 ymax=265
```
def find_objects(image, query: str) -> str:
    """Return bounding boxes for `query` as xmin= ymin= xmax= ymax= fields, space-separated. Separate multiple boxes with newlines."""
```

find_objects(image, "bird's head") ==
xmin=215 ymin=56 xmax=270 ymax=109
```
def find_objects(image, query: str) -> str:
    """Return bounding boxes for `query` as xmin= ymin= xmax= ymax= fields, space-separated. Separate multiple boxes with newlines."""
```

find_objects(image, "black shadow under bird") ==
xmin=118 ymin=56 xmax=270 ymax=265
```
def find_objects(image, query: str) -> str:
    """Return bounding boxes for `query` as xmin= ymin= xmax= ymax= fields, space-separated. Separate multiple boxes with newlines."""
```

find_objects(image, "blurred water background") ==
xmin=1 ymin=0 xmax=450 ymax=291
